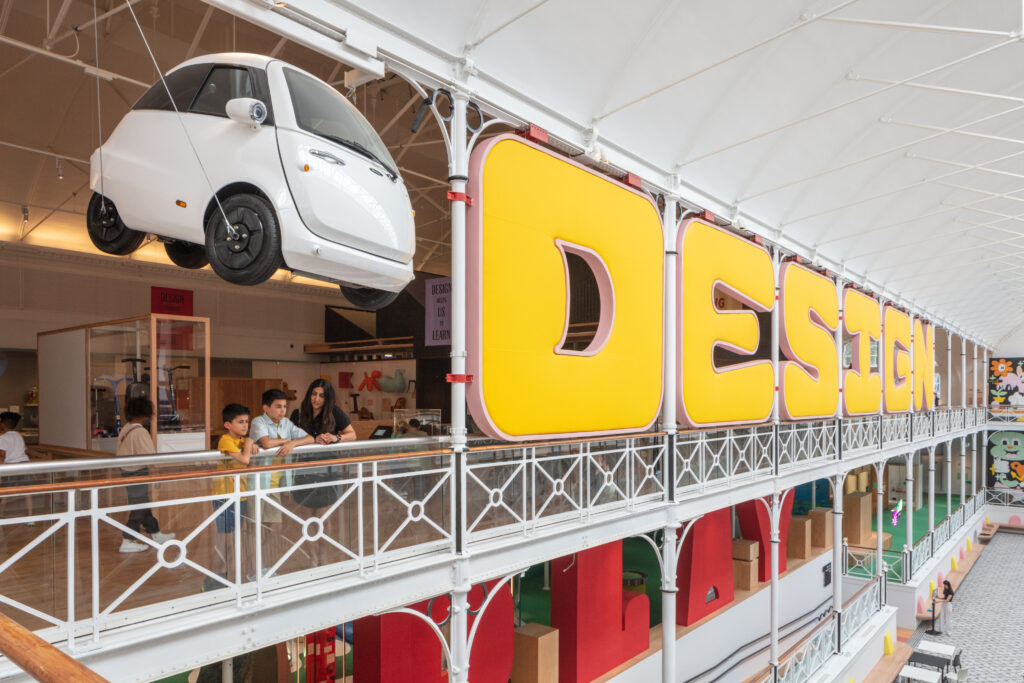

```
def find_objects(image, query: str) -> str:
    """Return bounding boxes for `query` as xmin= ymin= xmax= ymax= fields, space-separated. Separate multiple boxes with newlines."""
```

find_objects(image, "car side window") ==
xmin=132 ymin=64 xmax=211 ymax=111
xmin=190 ymin=66 xmax=255 ymax=117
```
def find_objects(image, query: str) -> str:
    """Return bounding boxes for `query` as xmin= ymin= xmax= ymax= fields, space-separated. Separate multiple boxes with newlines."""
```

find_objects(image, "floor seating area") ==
xmin=914 ymin=542 xmax=984 ymax=624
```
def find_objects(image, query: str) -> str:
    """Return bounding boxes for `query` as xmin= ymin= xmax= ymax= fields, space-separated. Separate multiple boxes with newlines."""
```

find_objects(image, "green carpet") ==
xmin=516 ymin=536 xmax=666 ymax=629
xmin=871 ymin=493 xmax=962 ymax=549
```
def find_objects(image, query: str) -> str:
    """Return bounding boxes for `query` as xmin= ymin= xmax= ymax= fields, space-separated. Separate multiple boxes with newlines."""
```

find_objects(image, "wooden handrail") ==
xmin=0 ymin=448 xmax=452 ymax=496
xmin=842 ymin=574 xmax=880 ymax=610
xmin=0 ymin=612 xmax=108 ymax=683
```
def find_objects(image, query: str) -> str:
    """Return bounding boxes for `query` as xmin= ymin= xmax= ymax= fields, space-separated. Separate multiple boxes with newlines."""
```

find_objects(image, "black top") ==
xmin=290 ymin=405 xmax=352 ymax=437
xmin=942 ymin=586 xmax=954 ymax=600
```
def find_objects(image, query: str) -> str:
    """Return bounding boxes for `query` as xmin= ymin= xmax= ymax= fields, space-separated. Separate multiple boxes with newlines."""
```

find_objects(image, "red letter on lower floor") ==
xmin=736 ymin=497 xmax=794 ymax=581
xmin=551 ymin=540 xmax=649 ymax=683
xmin=676 ymin=507 xmax=735 ymax=625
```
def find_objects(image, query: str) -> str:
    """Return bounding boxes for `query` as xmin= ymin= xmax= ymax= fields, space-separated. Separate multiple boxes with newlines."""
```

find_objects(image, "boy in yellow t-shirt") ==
xmin=211 ymin=404 xmax=256 ymax=583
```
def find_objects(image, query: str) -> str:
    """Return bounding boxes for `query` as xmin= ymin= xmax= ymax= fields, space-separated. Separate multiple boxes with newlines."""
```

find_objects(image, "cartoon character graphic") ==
xmin=988 ymin=431 xmax=1024 ymax=489
xmin=990 ymin=357 xmax=1024 ymax=411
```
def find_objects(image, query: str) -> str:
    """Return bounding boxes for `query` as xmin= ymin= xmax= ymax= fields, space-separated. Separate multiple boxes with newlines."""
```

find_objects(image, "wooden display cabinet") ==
xmin=38 ymin=314 xmax=210 ymax=456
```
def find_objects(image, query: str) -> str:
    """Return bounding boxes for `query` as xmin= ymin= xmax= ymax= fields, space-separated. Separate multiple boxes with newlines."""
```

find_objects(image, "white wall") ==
xmin=610 ymin=551 xmax=835 ymax=683
xmin=0 ymin=243 xmax=337 ymax=362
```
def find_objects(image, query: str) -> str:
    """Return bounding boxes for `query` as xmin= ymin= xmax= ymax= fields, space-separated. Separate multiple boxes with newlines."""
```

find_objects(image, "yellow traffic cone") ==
xmin=967 ymin=538 xmax=973 ymax=551
xmin=884 ymin=631 xmax=894 ymax=655
xmin=929 ymin=580 xmax=936 ymax=596
xmin=952 ymin=555 xmax=959 ymax=572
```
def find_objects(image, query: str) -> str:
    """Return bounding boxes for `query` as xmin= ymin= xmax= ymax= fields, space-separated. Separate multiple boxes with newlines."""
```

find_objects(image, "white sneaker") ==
xmin=119 ymin=539 xmax=149 ymax=553
xmin=151 ymin=531 xmax=176 ymax=544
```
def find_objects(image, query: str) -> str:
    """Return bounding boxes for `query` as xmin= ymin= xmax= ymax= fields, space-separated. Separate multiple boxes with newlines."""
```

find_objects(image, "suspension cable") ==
xmin=122 ymin=1 xmax=237 ymax=238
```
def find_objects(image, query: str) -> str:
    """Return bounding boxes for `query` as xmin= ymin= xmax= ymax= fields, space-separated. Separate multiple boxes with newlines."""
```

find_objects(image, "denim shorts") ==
xmin=213 ymin=499 xmax=248 ymax=534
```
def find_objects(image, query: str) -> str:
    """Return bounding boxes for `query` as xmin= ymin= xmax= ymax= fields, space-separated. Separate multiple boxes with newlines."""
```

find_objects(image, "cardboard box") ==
xmin=856 ymin=469 xmax=869 ymax=492
xmin=807 ymin=507 xmax=833 ymax=548
xmin=788 ymin=516 xmax=812 ymax=560
xmin=733 ymin=558 xmax=758 ymax=591
xmin=732 ymin=539 xmax=759 ymax=562
xmin=512 ymin=623 xmax=558 ymax=683
xmin=843 ymin=492 xmax=873 ymax=545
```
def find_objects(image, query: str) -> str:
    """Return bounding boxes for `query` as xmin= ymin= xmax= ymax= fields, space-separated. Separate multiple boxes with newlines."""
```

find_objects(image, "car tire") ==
xmin=86 ymin=193 xmax=147 ymax=256
xmin=164 ymin=241 xmax=209 ymax=269
xmin=204 ymin=193 xmax=283 ymax=286
xmin=339 ymin=285 xmax=401 ymax=310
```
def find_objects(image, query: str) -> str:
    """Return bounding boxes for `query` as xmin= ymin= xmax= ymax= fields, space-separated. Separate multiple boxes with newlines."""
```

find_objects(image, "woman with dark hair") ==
xmin=288 ymin=380 xmax=356 ymax=566
xmin=936 ymin=579 xmax=954 ymax=632
xmin=291 ymin=379 xmax=356 ymax=445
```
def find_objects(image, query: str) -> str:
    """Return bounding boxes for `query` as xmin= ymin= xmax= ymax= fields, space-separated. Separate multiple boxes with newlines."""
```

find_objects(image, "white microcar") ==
xmin=87 ymin=53 xmax=415 ymax=309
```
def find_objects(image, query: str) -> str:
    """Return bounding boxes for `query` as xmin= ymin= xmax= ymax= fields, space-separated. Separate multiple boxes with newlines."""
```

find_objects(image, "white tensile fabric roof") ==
xmin=336 ymin=0 xmax=1024 ymax=348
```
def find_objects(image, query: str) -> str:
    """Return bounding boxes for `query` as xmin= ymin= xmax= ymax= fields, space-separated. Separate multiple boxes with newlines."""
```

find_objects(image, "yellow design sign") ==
xmin=466 ymin=136 xmax=664 ymax=440
xmin=884 ymin=305 xmax=912 ymax=413
xmin=678 ymin=220 xmax=774 ymax=427
xmin=778 ymin=262 xmax=839 ymax=420
xmin=843 ymin=288 xmax=882 ymax=416
xmin=913 ymin=318 xmax=935 ymax=411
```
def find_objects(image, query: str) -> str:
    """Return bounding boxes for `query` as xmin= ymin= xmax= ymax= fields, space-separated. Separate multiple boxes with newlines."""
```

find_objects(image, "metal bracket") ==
xmin=446 ymin=191 xmax=473 ymax=206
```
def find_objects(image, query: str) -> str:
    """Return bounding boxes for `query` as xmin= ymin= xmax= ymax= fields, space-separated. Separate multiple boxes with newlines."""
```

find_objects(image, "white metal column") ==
xmin=945 ymin=442 xmax=952 ymax=514
xmin=661 ymin=524 xmax=679 ymax=683
xmin=663 ymin=197 xmax=679 ymax=434
xmin=961 ymin=339 xmax=967 ymax=408
xmin=448 ymin=90 xmax=470 ymax=683
xmin=946 ymin=332 xmax=952 ymax=407
xmin=959 ymin=437 xmax=966 ymax=507
xmin=832 ymin=475 xmax=844 ymax=616
xmin=905 ymin=454 xmax=914 ymax=552
xmin=771 ymin=249 xmax=780 ymax=424
xmin=928 ymin=446 xmax=936 ymax=533
xmin=915 ymin=452 xmax=923 ymax=511
xmin=973 ymin=344 xmax=979 ymax=407
xmin=450 ymin=574 xmax=470 ymax=683
xmin=875 ymin=463 xmax=884 ymax=578
xmin=973 ymin=432 xmax=979 ymax=497
xmin=767 ymin=492 xmax=785 ymax=678
xmin=449 ymin=91 xmax=469 ymax=452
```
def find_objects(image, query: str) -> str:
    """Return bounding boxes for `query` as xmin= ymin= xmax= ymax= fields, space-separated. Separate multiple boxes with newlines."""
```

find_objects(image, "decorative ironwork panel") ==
xmin=777 ymin=613 xmax=838 ymax=683
xmin=840 ymin=578 xmax=881 ymax=648
xmin=842 ymin=416 xmax=880 ymax=455
xmin=881 ymin=414 xmax=911 ymax=446
xmin=777 ymin=421 xmax=837 ymax=470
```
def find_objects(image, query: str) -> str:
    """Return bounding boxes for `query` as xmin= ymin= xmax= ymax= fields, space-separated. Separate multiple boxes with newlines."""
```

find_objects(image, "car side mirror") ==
xmin=225 ymin=98 xmax=268 ymax=128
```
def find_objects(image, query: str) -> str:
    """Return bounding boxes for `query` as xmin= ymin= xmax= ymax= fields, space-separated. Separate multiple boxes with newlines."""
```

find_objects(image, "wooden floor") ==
xmin=863 ymin=640 xmax=913 ymax=683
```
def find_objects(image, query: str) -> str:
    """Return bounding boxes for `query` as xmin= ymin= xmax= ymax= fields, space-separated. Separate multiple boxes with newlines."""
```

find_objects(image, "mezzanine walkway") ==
xmin=0 ymin=409 xmax=991 ymax=681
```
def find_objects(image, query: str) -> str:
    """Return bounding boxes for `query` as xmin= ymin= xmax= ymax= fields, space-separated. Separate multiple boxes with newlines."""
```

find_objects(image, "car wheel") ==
xmin=339 ymin=285 xmax=401 ymax=310
xmin=204 ymin=194 xmax=283 ymax=286
xmin=86 ymin=193 xmax=147 ymax=255
xmin=164 ymin=241 xmax=209 ymax=269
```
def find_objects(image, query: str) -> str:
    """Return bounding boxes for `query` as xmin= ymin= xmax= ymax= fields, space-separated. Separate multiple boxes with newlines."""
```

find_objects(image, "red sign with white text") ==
xmin=151 ymin=287 xmax=193 ymax=316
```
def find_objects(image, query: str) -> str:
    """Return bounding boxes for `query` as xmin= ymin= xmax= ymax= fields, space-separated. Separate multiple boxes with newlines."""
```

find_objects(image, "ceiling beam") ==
xmin=185 ymin=6 xmax=215 ymax=60
xmin=43 ymin=0 xmax=74 ymax=49
xmin=818 ymin=16 xmax=1015 ymax=37
xmin=0 ymin=33 xmax=148 ymax=87
xmin=678 ymin=37 xmax=1016 ymax=168
xmin=597 ymin=0 xmax=859 ymax=121
xmin=742 ymin=103 xmax=1024 ymax=202
xmin=785 ymin=146 xmax=1024 ymax=226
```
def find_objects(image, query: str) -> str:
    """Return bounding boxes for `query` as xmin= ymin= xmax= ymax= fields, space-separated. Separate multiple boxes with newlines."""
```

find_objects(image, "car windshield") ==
xmin=283 ymin=68 xmax=397 ymax=176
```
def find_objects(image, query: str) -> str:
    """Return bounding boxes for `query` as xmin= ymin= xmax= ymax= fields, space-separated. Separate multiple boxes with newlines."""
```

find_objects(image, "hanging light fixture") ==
xmin=56 ymin=157 xmax=64 ymax=180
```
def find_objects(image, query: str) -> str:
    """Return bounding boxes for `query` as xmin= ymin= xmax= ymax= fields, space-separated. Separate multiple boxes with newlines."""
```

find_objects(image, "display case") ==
xmin=38 ymin=315 xmax=210 ymax=455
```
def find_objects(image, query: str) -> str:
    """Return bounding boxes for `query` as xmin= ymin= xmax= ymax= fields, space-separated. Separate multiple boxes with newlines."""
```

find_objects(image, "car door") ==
xmin=178 ymin=65 xmax=281 ymax=239
xmin=98 ymin=63 xmax=210 ymax=237
xmin=270 ymin=63 xmax=415 ymax=265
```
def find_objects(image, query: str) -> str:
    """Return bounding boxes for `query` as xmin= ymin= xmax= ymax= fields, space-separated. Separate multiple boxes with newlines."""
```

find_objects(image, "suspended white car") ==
xmin=87 ymin=53 xmax=415 ymax=309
